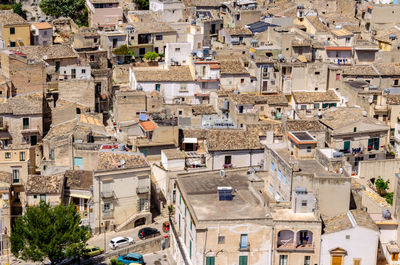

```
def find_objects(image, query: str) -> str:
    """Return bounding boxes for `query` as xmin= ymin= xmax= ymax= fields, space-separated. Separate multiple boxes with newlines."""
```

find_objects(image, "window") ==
xmin=206 ymin=257 xmax=215 ymax=265
xmin=40 ymin=194 xmax=46 ymax=202
xmin=12 ymin=169 xmax=19 ymax=183
xmin=5 ymin=152 xmax=10 ymax=159
xmin=139 ymin=48 xmax=146 ymax=56
xmin=33 ymin=195 xmax=37 ymax=199
xmin=189 ymin=240 xmax=192 ymax=258
xmin=395 ymin=80 xmax=399 ymax=86
xmin=90 ymin=55 xmax=95 ymax=61
xmin=336 ymin=73 xmax=341 ymax=81
xmin=353 ymin=259 xmax=361 ymax=265
xmin=392 ymin=253 xmax=399 ymax=261
xmin=19 ymin=152 xmax=25 ymax=161
xmin=315 ymin=71 xmax=320 ymax=75
xmin=239 ymin=256 xmax=248 ymax=265
xmin=23 ymin=118 xmax=29 ymax=129
xmin=345 ymin=37 xmax=351 ymax=44
xmin=271 ymin=162 xmax=275 ymax=172
xmin=277 ymin=170 xmax=282 ymax=180
xmin=10 ymin=28 xmax=15 ymax=35
xmin=304 ymin=256 xmax=311 ymax=265
xmin=179 ymin=85 xmax=187 ymax=92
xmin=314 ymin=103 xmax=320 ymax=109
xmin=301 ymin=200 xmax=307 ymax=206
xmin=190 ymin=220 xmax=192 ymax=230
xmin=368 ymin=137 xmax=380 ymax=151
xmin=353 ymin=127 xmax=357 ymax=132
xmin=156 ymin=35 xmax=163 ymax=40
xmin=179 ymin=194 xmax=181 ymax=205
xmin=178 ymin=214 xmax=181 ymax=231
xmin=178 ymin=110 xmax=182 ymax=116
xmin=283 ymin=175 xmax=286 ymax=184
xmin=82 ymin=69 xmax=86 ymax=74
xmin=369 ymin=154 xmax=376 ymax=159
xmin=240 ymin=234 xmax=248 ymax=249
xmin=260 ymin=106 xmax=264 ymax=111
xmin=307 ymin=146 xmax=311 ymax=153
xmin=269 ymin=184 xmax=274 ymax=194
xmin=155 ymin=84 xmax=161 ymax=92
xmin=301 ymin=105 xmax=307 ymax=110
xmin=44 ymin=30 xmax=47 ymax=36
xmin=218 ymin=235 xmax=225 ymax=244
xmin=9 ymin=41 xmax=16 ymax=47
xmin=74 ymin=157 xmax=83 ymax=167
xmin=50 ymin=149 xmax=55 ymax=160
xmin=275 ymin=192 xmax=281 ymax=201
xmin=175 ymin=47 xmax=180 ymax=52
xmin=224 ymin=155 xmax=231 ymax=165
xmin=241 ymin=79 xmax=244 ymax=83
xmin=279 ymin=255 xmax=288 ymax=265
xmin=346 ymin=235 xmax=350 ymax=239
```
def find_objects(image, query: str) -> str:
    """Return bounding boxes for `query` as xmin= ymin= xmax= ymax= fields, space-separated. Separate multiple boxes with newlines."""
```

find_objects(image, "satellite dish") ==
xmin=196 ymin=51 xmax=203 ymax=58
xmin=120 ymin=159 xmax=125 ymax=165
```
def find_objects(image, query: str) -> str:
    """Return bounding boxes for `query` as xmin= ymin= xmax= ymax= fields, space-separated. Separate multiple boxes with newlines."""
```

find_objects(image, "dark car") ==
xmin=138 ymin=227 xmax=161 ymax=239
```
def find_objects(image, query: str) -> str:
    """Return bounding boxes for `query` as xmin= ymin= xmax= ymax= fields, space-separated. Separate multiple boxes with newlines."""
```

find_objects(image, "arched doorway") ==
xmin=134 ymin=217 xmax=146 ymax=227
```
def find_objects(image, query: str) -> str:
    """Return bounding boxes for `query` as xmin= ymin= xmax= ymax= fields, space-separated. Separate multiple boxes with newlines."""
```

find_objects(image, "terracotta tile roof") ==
xmin=140 ymin=120 xmax=157 ymax=132
xmin=26 ymin=174 xmax=64 ymax=195
xmin=219 ymin=60 xmax=249 ymax=75
xmin=206 ymin=129 xmax=263 ymax=151
xmin=306 ymin=16 xmax=329 ymax=32
xmin=96 ymin=151 xmax=149 ymax=171
xmin=0 ymin=92 xmax=43 ymax=115
xmin=247 ymin=122 xmax=284 ymax=136
xmin=292 ymin=90 xmax=339 ymax=104
xmin=285 ymin=120 xmax=325 ymax=132
xmin=387 ymin=95 xmax=400 ymax=105
xmin=10 ymin=44 xmax=77 ymax=61
xmin=342 ymin=65 xmax=377 ymax=76
xmin=226 ymin=26 xmax=253 ymax=36
xmin=323 ymin=210 xmax=378 ymax=234
xmin=192 ymin=105 xmax=217 ymax=116
xmin=231 ymin=93 xmax=288 ymax=105
xmin=374 ymin=26 xmax=400 ymax=43
xmin=184 ymin=0 xmax=225 ymax=7
xmin=33 ymin=22 xmax=52 ymax=30
xmin=64 ymin=170 xmax=93 ymax=190
xmin=128 ymin=13 xmax=176 ymax=34
xmin=182 ymin=129 xmax=208 ymax=139
xmin=331 ymin=28 xmax=353 ymax=37
xmin=133 ymin=66 xmax=193 ymax=82
xmin=0 ymin=11 xmax=28 ymax=26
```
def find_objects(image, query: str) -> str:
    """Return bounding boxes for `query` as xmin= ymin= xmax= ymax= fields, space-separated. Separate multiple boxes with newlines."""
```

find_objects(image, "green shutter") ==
xmin=368 ymin=138 xmax=373 ymax=151
xmin=206 ymin=257 xmax=215 ymax=265
xmin=375 ymin=137 xmax=380 ymax=150
xmin=189 ymin=240 xmax=192 ymax=259
xmin=344 ymin=141 xmax=350 ymax=152
xmin=239 ymin=256 xmax=248 ymax=265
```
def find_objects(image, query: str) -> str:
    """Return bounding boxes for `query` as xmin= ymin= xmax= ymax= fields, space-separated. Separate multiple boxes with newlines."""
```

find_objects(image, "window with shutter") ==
xmin=206 ymin=257 xmax=215 ymax=265
xmin=353 ymin=259 xmax=361 ymax=265
xmin=239 ymin=256 xmax=248 ymax=265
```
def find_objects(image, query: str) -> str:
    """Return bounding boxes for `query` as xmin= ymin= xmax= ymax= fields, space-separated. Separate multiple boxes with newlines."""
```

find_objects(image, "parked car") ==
xmin=118 ymin=253 xmax=144 ymax=264
xmin=83 ymin=246 xmax=104 ymax=258
xmin=109 ymin=236 xmax=134 ymax=250
xmin=138 ymin=227 xmax=161 ymax=239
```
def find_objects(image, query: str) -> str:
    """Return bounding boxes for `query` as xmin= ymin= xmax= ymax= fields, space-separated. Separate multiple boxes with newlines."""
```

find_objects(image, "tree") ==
xmin=114 ymin=45 xmax=135 ymax=57
xmin=10 ymin=202 xmax=89 ymax=265
xmin=134 ymin=0 xmax=149 ymax=10
xmin=12 ymin=2 xmax=24 ymax=17
xmin=385 ymin=192 xmax=394 ymax=206
xmin=39 ymin=0 xmax=88 ymax=27
xmin=144 ymin=51 xmax=159 ymax=61
xmin=110 ymin=258 xmax=124 ymax=265
xmin=375 ymin=176 xmax=390 ymax=196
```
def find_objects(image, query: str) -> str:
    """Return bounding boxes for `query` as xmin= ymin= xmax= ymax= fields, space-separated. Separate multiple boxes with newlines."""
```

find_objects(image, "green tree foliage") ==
xmin=39 ymin=0 xmax=88 ymax=27
xmin=385 ymin=192 xmax=394 ymax=205
xmin=114 ymin=45 xmax=135 ymax=56
xmin=110 ymin=258 xmax=124 ymax=265
xmin=144 ymin=51 xmax=159 ymax=61
xmin=10 ymin=203 xmax=89 ymax=265
xmin=12 ymin=2 xmax=23 ymax=16
xmin=135 ymin=0 xmax=149 ymax=10
xmin=375 ymin=176 xmax=390 ymax=195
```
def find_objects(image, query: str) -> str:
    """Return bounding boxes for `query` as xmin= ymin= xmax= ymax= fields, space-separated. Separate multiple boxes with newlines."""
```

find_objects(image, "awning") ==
xmin=183 ymin=138 xmax=198 ymax=144
xmin=69 ymin=193 xmax=91 ymax=199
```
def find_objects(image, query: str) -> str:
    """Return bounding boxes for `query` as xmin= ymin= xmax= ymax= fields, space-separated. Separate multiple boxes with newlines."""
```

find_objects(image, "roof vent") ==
xmin=218 ymin=187 xmax=233 ymax=201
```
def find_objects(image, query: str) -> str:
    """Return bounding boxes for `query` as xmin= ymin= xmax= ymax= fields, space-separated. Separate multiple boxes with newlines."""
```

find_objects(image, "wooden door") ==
xmin=332 ymin=256 xmax=342 ymax=265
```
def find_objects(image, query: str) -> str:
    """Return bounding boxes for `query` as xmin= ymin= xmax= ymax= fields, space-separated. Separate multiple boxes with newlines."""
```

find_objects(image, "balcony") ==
xmin=103 ymin=210 xmax=114 ymax=219
xmin=21 ymin=125 xmax=40 ymax=134
xmin=374 ymin=105 xmax=388 ymax=114
xmin=277 ymin=230 xmax=314 ymax=252
xmin=101 ymin=191 xmax=116 ymax=199
xmin=239 ymin=242 xmax=250 ymax=251
xmin=137 ymin=186 xmax=150 ymax=194
xmin=223 ymin=163 xmax=232 ymax=169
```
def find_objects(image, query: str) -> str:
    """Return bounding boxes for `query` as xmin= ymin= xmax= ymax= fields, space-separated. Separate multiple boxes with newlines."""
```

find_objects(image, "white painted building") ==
xmin=59 ymin=65 xmax=91 ymax=80
xmin=320 ymin=210 xmax=380 ymax=265
xmin=165 ymin=43 xmax=192 ymax=67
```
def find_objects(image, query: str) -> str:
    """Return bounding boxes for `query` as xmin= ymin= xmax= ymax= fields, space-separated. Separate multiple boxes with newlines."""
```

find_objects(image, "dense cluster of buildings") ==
xmin=2 ymin=0 xmax=400 ymax=264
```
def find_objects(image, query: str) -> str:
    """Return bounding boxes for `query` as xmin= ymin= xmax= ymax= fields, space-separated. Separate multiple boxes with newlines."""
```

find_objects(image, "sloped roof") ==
xmin=323 ymin=210 xmax=379 ymax=234
xmin=286 ymin=119 xmax=325 ymax=132
xmin=192 ymin=105 xmax=217 ymax=116
xmin=26 ymin=174 xmax=64 ymax=195
xmin=219 ymin=60 xmax=249 ymax=75
xmin=140 ymin=120 xmax=157 ymax=132
xmin=96 ymin=151 xmax=149 ymax=171
xmin=0 ymin=11 xmax=28 ymax=26
xmin=64 ymin=170 xmax=93 ymax=190
xmin=206 ymin=129 xmax=263 ymax=151
xmin=0 ymin=92 xmax=43 ymax=115
xmin=10 ymin=44 xmax=77 ymax=61
xmin=133 ymin=66 xmax=193 ymax=82
xmin=292 ymin=90 xmax=339 ymax=104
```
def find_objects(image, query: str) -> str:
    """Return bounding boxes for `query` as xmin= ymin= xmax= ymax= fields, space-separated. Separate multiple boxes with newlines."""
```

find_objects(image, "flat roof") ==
xmin=178 ymin=170 xmax=271 ymax=221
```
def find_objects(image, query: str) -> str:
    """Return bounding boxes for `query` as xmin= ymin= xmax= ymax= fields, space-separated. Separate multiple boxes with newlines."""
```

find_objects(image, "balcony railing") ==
xmin=277 ymin=241 xmax=314 ymax=251
xmin=103 ymin=210 xmax=114 ymax=219
xmin=101 ymin=191 xmax=116 ymax=199
xmin=137 ymin=186 xmax=150 ymax=194
xmin=239 ymin=242 xmax=250 ymax=251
